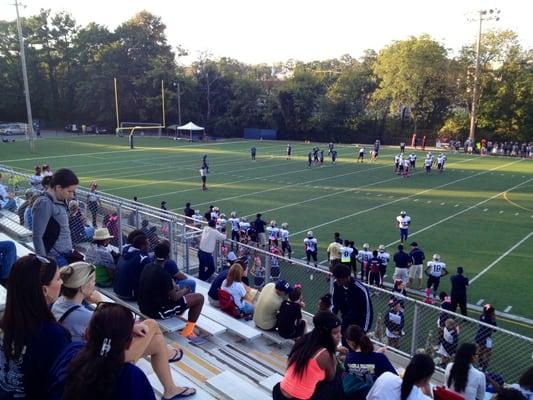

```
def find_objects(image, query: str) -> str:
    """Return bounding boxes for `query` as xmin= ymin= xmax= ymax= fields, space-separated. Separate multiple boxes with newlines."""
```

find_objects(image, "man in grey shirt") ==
xmin=32 ymin=169 xmax=79 ymax=262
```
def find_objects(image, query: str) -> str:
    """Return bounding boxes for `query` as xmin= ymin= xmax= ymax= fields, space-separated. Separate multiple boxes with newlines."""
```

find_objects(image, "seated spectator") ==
xmin=58 ymin=303 xmax=196 ymax=399
xmin=272 ymin=312 xmax=344 ymax=400
xmin=159 ymin=238 xmax=196 ymax=293
xmin=84 ymin=228 xmax=118 ymax=287
xmin=113 ymin=234 xmax=151 ymax=300
xmin=68 ymin=200 xmax=93 ymax=243
xmin=23 ymin=193 xmax=39 ymax=229
xmin=138 ymin=244 xmax=205 ymax=343
xmin=207 ymin=266 xmax=230 ymax=307
xmin=318 ymin=293 xmax=332 ymax=313
xmin=221 ymin=263 xmax=254 ymax=317
xmin=366 ymin=354 xmax=435 ymax=400
xmin=30 ymin=165 xmax=43 ymax=191
xmin=277 ymin=285 xmax=306 ymax=339
xmin=0 ymin=255 xmax=71 ymax=398
xmin=254 ymin=279 xmax=292 ymax=330
xmin=0 ymin=240 xmax=16 ymax=285
xmin=344 ymin=325 xmax=396 ymax=386
xmin=493 ymin=388 xmax=528 ymax=400
xmin=16 ymin=190 xmax=33 ymax=225
xmin=0 ymin=192 xmax=17 ymax=212
xmin=504 ymin=366 xmax=533 ymax=400
xmin=121 ymin=229 xmax=144 ymax=256
xmin=444 ymin=343 xmax=486 ymax=400
xmin=52 ymin=262 xmax=101 ymax=341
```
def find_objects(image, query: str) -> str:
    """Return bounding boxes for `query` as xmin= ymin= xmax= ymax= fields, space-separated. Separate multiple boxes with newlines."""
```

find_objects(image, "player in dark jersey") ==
xmin=368 ymin=250 xmax=383 ymax=287
xmin=251 ymin=146 xmax=257 ymax=161
xmin=202 ymin=154 xmax=209 ymax=173
xmin=319 ymin=150 xmax=324 ymax=167
xmin=328 ymin=142 xmax=334 ymax=155
xmin=286 ymin=144 xmax=292 ymax=160
xmin=331 ymin=150 xmax=337 ymax=164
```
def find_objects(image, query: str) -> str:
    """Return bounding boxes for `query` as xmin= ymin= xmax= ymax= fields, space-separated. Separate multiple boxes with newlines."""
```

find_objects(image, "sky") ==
xmin=1 ymin=0 xmax=532 ymax=65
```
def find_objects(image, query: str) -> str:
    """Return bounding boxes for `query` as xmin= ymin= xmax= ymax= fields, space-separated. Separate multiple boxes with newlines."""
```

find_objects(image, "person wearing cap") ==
xmin=392 ymin=244 xmax=412 ymax=283
xmin=84 ymin=227 xmax=118 ymax=287
xmin=253 ymin=280 xmax=292 ymax=331
xmin=198 ymin=219 xmax=226 ymax=281
xmin=450 ymin=266 xmax=469 ymax=316
xmin=303 ymin=231 xmax=318 ymax=267
xmin=408 ymin=242 xmax=426 ymax=290
xmin=396 ymin=210 xmax=411 ymax=243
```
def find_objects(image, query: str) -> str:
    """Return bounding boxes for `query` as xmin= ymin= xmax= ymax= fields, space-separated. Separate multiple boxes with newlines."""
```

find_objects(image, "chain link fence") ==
xmin=1 ymin=165 xmax=531 ymax=383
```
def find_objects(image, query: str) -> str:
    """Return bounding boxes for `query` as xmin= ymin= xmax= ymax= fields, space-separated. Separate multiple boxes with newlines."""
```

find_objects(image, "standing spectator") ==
xmin=304 ymin=231 xmax=318 ymax=268
xmin=326 ymin=234 xmax=342 ymax=271
xmin=277 ymin=285 xmax=306 ymax=339
xmin=391 ymin=279 xmax=407 ymax=309
xmin=254 ymin=280 xmax=292 ymax=331
xmin=396 ymin=210 xmax=411 ymax=243
xmin=344 ymin=324 xmax=397 ymax=385
xmin=444 ymin=343 xmax=486 ymax=400
xmin=366 ymin=354 xmax=435 ymax=400
xmin=332 ymin=264 xmax=373 ymax=336
xmin=0 ymin=240 xmax=16 ymax=284
xmin=23 ymin=193 xmax=39 ymax=229
xmin=254 ymin=213 xmax=267 ymax=248
xmin=437 ymin=319 xmax=460 ymax=366
xmin=475 ymin=304 xmax=497 ymax=372
xmin=393 ymin=244 xmax=412 ymax=283
xmin=183 ymin=202 xmax=195 ymax=225
xmin=84 ymin=228 xmax=118 ymax=287
xmin=408 ymin=242 xmax=425 ymax=289
xmin=450 ymin=266 xmax=469 ymax=315
xmin=42 ymin=163 xmax=53 ymax=177
xmin=198 ymin=219 xmax=226 ymax=281
xmin=384 ymin=298 xmax=405 ymax=349
xmin=113 ymin=234 xmax=151 ymax=300
xmin=272 ymin=312 xmax=344 ymax=400
xmin=86 ymin=181 xmax=100 ymax=227
xmin=32 ymin=168 xmax=79 ymax=263
xmin=0 ymin=255 xmax=70 ymax=398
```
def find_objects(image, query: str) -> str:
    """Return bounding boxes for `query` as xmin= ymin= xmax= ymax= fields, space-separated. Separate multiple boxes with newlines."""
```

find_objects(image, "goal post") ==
xmin=115 ymin=124 xmax=165 ymax=149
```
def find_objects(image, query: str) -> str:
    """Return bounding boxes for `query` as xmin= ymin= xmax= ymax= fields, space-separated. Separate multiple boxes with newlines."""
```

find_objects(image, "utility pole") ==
xmin=14 ymin=0 xmax=35 ymax=153
xmin=177 ymin=81 xmax=182 ymax=125
xmin=468 ymin=9 xmax=500 ymax=143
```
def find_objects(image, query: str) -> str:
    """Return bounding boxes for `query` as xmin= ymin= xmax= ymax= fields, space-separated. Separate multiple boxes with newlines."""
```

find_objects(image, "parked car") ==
xmin=0 ymin=123 xmax=26 ymax=135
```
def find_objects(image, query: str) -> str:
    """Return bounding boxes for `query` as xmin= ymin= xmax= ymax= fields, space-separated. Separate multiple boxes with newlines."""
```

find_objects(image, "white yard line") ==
xmin=470 ymin=230 xmax=533 ymax=284
xmin=290 ymin=158 xmax=519 ymax=236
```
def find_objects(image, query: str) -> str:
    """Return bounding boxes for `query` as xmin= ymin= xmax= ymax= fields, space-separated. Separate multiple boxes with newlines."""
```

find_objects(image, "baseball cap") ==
xmin=227 ymin=252 xmax=237 ymax=262
xmin=275 ymin=280 xmax=292 ymax=294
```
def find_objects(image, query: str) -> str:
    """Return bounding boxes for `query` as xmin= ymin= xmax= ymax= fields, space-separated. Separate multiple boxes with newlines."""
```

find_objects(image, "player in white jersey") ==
xmin=340 ymin=239 xmax=354 ymax=273
xmin=425 ymin=254 xmax=449 ymax=299
xmin=357 ymin=147 xmax=365 ymax=163
xmin=402 ymin=158 xmax=410 ymax=177
xmin=424 ymin=156 xmax=433 ymax=174
xmin=409 ymin=153 xmax=417 ymax=169
xmin=279 ymin=222 xmax=292 ymax=258
xmin=193 ymin=210 xmax=203 ymax=228
xmin=267 ymin=220 xmax=280 ymax=246
xmin=437 ymin=153 xmax=446 ymax=173
xmin=228 ymin=211 xmax=241 ymax=242
xmin=216 ymin=213 xmax=227 ymax=233
xmin=303 ymin=231 xmax=318 ymax=267
xmin=357 ymin=243 xmax=373 ymax=282
xmin=377 ymin=244 xmax=390 ymax=283
xmin=394 ymin=154 xmax=401 ymax=173
xmin=210 ymin=207 xmax=219 ymax=222
xmin=396 ymin=210 xmax=411 ymax=243
xmin=239 ymin=217 xmax=251 ymax=237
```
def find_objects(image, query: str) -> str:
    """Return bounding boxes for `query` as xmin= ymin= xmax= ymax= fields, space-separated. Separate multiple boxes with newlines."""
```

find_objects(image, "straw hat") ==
xmin=93 ymin=228 xmax=114 ymax=241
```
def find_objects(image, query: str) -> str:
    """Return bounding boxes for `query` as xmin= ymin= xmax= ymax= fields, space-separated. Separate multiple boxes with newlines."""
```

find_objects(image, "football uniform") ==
xmin=304 ymin=237 xmax=318 ymax=264
xmin=279 ymin=228 xmax=292 ymax=257
xmin=368 ymin=257 xmax=383 ymax=286
xmin=426 ymin=261 xmax=447 ymax=294
xmin=409 ymin=153 xmax=417 ymax=168
xmin=402 ymin=159 xmax=410 ymax=177
xmin=394 ymin=154 xmax=401 ymax=172
xmin=425 ymin=157 xmax=432 ymax=173
xmin=267 ymin=225 xmax=280 ymax=245
xmin=377 ymin=250 xmax=390 ymax=282
xmin=357 ymin=250 xmax=373 ymax=282
xmin=437 ymin=155 xmax=446 ymax=172
xmin=396 ymin=215 xmax=411 ymax=242
xmin=228 ymin=217 xmax=241 ymax=241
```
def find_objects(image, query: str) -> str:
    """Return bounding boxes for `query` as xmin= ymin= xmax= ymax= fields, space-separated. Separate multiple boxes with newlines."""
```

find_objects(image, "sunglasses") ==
xmin=29 ymin=253 xmax=51 ymax=265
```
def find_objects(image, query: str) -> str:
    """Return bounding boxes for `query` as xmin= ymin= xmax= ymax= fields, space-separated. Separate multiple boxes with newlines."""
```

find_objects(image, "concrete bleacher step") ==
xmin=0 ymin=232 xmax=33 ymax=258
xmin=207 ymin=371 xmax=271 ymax=400
xmin=0 ymin=209 xmax=20 ymax=223
xmin=259 ymin=373 xmax=283 ymax=392
xmin=0 ymin=216 xmax=32 ymax=242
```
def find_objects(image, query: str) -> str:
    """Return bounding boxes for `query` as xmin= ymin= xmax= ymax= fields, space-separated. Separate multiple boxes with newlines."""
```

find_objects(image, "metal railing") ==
xmin=1 ymin=165 xmax=531 ymax=383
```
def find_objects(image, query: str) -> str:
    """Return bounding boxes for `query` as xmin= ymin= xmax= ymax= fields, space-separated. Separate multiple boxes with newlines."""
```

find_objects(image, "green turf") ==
xmin=2 ymin=136 xmax=533 ymax=331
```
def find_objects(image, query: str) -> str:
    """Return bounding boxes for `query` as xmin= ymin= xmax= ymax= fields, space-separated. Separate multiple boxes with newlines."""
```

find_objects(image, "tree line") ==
xmin=1 ymin=9 xmax=532 ymax=143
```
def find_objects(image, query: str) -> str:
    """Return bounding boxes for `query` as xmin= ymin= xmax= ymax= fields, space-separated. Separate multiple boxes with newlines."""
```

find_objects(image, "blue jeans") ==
xmin=0 ymin=241 xmax=17 ymax=280
xmin=1 ymin=199 xmax=17 ymax=212
xmin=198 ymin=249 xmax=215 ymax=281
xmin=240 ymin=302 xmax=254 ymax=315
xmin=177 ymin=278 xmax=196 ymax=293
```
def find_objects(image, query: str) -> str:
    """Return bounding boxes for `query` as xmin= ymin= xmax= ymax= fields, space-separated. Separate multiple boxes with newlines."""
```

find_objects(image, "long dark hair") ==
xmin=448 ymin=343 xmax=477 ymax=393
xmin=63 ymin=303 xmax=134 ymax=400
xmin=287 ymin=312 xmax=340 ymax=378
xmin=401 ymin=354 xmax=435 ymax=400
xmin=345 ymin=325 xmax=374 ymax=354
xmin=0 ymin=255 xmax=58 ymax=361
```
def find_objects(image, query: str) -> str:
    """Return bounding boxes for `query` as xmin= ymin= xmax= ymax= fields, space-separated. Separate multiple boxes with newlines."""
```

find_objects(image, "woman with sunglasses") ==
xmin=53 ymin=262 xmax=195 ymax=399
xmin=0 ymin=254 xmax=70 ymax=398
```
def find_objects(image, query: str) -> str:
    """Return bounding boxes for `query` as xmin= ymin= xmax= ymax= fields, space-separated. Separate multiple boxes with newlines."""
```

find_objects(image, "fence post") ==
xmin=183 ymin=222 xmax=189 ymax=274
xmin=168 ymin=218 xmax=176 ymax=262
xmin=117 ymin=203 xmax=123 ymax=249
xmin=410 ymin=303 xmax=420 ymax=356
xmin=329 ymin=273 xmax=334 ymax=295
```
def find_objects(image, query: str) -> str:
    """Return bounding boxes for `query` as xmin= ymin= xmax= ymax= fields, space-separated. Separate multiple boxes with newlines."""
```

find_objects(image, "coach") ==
xmin=393 ymin=244 xmax=412 ymax=283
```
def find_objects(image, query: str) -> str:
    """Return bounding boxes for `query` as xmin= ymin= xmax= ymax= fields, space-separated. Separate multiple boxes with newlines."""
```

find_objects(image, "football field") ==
xmin=1 ymin=135 xmax=532 ymax=332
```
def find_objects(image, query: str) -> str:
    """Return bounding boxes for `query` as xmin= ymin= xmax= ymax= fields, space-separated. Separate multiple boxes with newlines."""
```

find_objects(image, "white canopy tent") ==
xmin=173 ymin=121 xmax=205 ymax=141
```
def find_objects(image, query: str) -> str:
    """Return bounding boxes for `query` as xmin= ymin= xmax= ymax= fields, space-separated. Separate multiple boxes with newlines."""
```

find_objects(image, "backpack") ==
xmin=217 ymin=289 xmax=239 ymax=318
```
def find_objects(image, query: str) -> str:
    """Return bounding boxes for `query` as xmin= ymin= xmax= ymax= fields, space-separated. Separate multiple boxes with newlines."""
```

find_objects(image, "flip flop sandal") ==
xmin=168 ymin=348 xmax=184 ymax=363
xmin=162 ymin=387 xmax=196 ymax=399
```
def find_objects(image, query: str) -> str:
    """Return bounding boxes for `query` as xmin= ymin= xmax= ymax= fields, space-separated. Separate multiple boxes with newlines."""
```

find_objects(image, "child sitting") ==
xmin=269 ymin=244 xmax=282 ymax=280
xmin=276 ymin=285 xmax=306 ymax=339
xmin=250 ymin=254 xmax=266 ymax=289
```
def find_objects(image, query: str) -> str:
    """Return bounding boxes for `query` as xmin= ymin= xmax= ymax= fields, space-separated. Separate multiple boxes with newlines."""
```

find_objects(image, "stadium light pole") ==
xmin=468 ymin=8 xmax=500 ymax=143
xmin=14 ymin=0 xmax=35 ymax=153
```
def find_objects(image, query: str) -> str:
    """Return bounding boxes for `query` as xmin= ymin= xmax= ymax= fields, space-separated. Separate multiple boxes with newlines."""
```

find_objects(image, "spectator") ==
xmin=0 ymin=255 xmax=70 ymax=398
xmin=475 ymin=304 xmax=497 ymax=372
xmin=140 ymin=219 xmax=159 ymax=252
xmin=32 ymin=168 xmax=79 ymax=263
xmin=391 ymin=279 xmax=407 ymax=309
xmin=437 ymin=291 xmax=454 ymax=331
xmin=86 ymin=181 xmax=100 ymax=227
xmin=0 ymin=240 xmax=16 ymax=285
xmin=159 ymin=239 xmax=196 ymax=293
xmin=318 ymin=293 xmax=332 ymax=313
xmin=366 ymin=354 xmax=435 ymax=400
xmin=42 ymin=163 xmax=53 ymax=177
xmin=221 ymin=263 xmax=254 ymax=317
xmin=138 ymin=244 xmax=205 ymax=344
xmin=68 ymin=200 xmax=93 ymax=243
xmin=30 ymin=165 xmax=43 ymax=191
xmin=493 ymin=389 xmax=528 ymax=400
xmin=16 ymin=190 xmax=33 ymax=225
xmin=52 ymin=262 xmax=102 ymax=341
xmin=384 ymin=298 xmax=405 ymax=349
xmin=505 ymin=366 xmax=533 ymax=400
xmin=183 ymin=202 xmax=195 ymax=225
xmin=450 ymin=266 xmax=469 ymax=315
xmin=408 ymin=242 xmax=425 ymax=289
xmin=113 ymin=234 xmax=151 ymax=300
xmin=0 ymin=174 xmax=8 ymax=203
xmin=204 ymin=205 xmax=214 ymax=221
xmin=121 ymin=229 xmax=144 ymax=256
xmin=392 ymin=244 xmax=412 ymax=283
xmin=444 ymin=343 xmax=485 ymax=400
xmin=207 ymin=265 xmax=230 ymax=306
xmin=254 ymin=213 xmax=267 ymax=248
xmin=23 ymin=193 xmax=39 ymax=229
xmin=344 ymin=324 xmax=396 ymax=385
xmin=197 ymin=219 xmax=226 ymax=281
xmin=0 ymin=192 xmax=17 ymax=212
xmin=437 ymin=318 xmax=459 ymax=366
xmin=277 ymin=285 xmax=306 ymax=339
xmin=104 ymin=212 xmax=120 ymax=247
xmin=332 ymin=264 xmax=373 ymax=337
xmin=254 ymin=279 xmax=292 ymax=330
xmin=273 ymin=312 xmax=344 ymax=400
xmin=326 ymin=235 xmax=342 ymax=271
xmin=84 ymin=228 xmax=118 ymax=287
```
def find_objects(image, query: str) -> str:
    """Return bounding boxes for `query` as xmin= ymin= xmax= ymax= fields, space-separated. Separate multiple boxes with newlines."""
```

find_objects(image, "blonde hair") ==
xmin=225 ymin=263 xmax=244 ymax=287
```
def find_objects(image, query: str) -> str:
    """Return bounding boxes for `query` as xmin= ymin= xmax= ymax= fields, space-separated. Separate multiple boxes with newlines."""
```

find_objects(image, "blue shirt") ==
xmin=113 ymin=247 xmax=151 ymax=299
xmin=208 ymin=269 xmax=229 ymax=300
xmin=344 ymin=351 xmax=397 ymax=384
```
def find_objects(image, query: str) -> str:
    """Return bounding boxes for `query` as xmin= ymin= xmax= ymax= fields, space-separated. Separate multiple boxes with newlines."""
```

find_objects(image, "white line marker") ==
xmin=504 ymin=306 xmax=513 ymax=313
xmin=471 ymin=231 xmax=533 ymax=284
xmin=483 ymin=208 xmax=488 ymax=212
xmin=499 ymin=210 xmax=504 ymax=214
xmin=515 ymin=212 xmax=519 ymax=216
xmin=440 ymin=202 xmax=445 ymax=205
xmin=414 ymin=199 xmax=419 ymax=202
xmin=427 ymin=200 xmax=432 ymax=204
xmin=476 ymin=299 xmax=485 ymax=305
xmin=454 ymin=204 xmax=459 ymax=207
